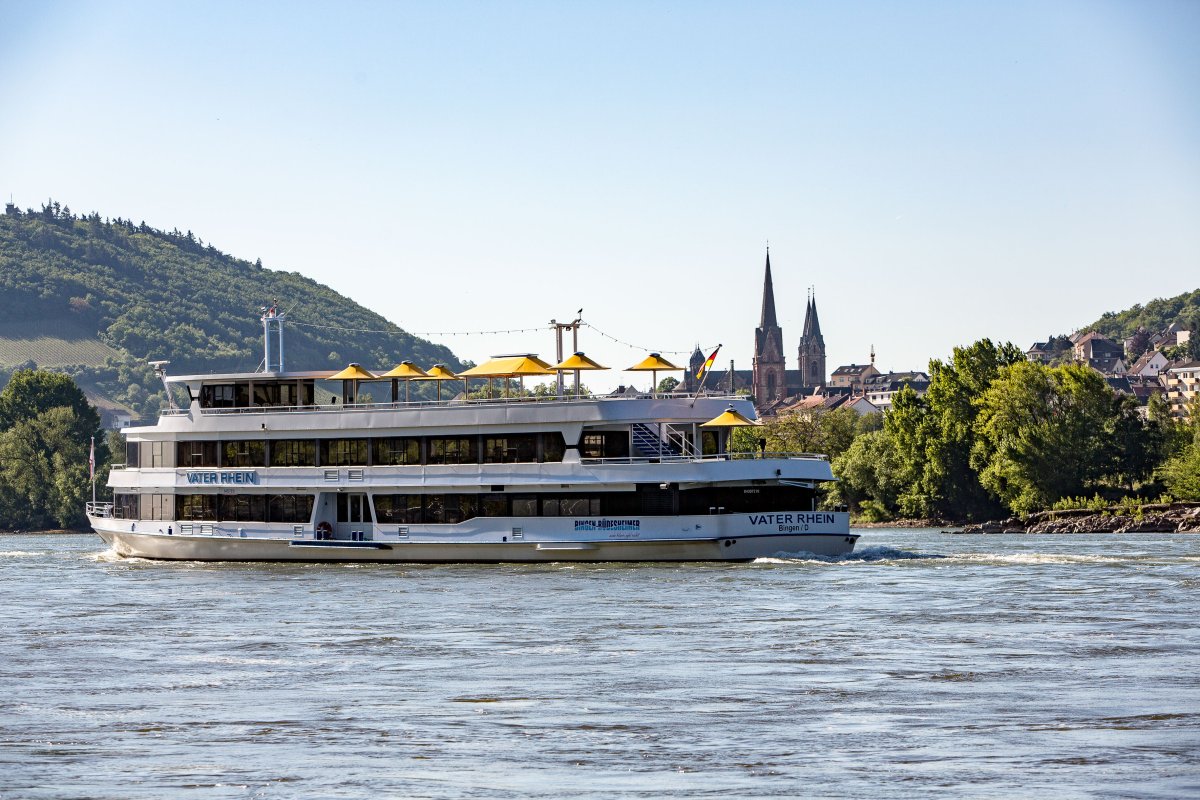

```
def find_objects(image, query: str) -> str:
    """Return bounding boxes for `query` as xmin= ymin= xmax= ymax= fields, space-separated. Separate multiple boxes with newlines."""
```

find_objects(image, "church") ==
xmin=682 ymin=249 xmax=827 ymax=415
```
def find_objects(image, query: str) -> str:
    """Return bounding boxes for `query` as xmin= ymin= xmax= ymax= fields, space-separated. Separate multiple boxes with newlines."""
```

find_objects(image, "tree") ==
xmin=972 ymin=362 xmax=1145 ymax=514
xmin=827 ymin=430 xmax=907 ymax=520
xmin=0 ymin=370 xmax=108 ymax=530
xmin=915 ymin=340 xmax=1025 ymax=520
xmin=1126 ymin=327 xmax=1151 ymax=359
xmin=0 ymin=369 xmax=99 ymax=437
xmin=656 ymin=376 xmax=680 ymax=394
xmin=0 ymin=407 xmax=93 ymax=529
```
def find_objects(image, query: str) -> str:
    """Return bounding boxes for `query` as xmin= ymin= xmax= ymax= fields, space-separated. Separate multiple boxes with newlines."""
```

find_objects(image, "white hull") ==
xmin=91 ymin=512 xmax=857 ymax=563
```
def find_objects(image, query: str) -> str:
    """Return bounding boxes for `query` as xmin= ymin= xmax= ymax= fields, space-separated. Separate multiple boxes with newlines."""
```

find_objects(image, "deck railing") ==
xmin=158 ymin=391 xmax=741 ymax=417
xmin=86 ymin=502 xmax=114 ymax=518
xmin=581 ymin=451 xmax=828 ymax=465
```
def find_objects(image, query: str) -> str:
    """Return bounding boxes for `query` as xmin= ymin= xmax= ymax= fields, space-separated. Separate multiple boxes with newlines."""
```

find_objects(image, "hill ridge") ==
xmin=0 ymin=201 xmax=464 ymax=417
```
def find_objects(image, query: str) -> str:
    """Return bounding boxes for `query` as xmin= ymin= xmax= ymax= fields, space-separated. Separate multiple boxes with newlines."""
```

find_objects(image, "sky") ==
xmin=2 ymin=1 xmax=1198 ymax=391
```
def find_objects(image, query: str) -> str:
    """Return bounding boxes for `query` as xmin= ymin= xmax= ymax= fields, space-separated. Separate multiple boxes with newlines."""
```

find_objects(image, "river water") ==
xmin=0 ymin=530 xmax=1197 ymax=799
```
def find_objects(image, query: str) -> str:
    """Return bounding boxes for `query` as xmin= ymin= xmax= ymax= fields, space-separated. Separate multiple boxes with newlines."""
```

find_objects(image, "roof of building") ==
xmin=831 ymin=363 xmax=876 ymax=376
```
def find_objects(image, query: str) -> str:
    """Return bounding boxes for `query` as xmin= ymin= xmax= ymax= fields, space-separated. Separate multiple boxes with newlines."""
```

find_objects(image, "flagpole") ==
xmin=90 ymin=436 xmax=96 ymax=505
xmin=689 ymin=344 xmax=722 ymax=408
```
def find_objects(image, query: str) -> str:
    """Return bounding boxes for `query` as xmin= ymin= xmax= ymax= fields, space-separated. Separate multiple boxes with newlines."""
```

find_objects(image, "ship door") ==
xmin=337 ymin=493 xmax=372 ymax=540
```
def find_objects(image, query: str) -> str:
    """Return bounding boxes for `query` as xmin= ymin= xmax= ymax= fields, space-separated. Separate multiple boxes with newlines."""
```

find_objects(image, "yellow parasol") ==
xmin=550 ymin=352 xmax=608 ymax=396
xmin=460 ymin=354 xmax=555 ymax=397
xmin=415 ymin=364 xmax=461 ymax=401
xmin=626 ymin=353 xmax=682 ymax=394
xmin=700 ymin=405 xmax=762 ymax=427
xmin=701 ymin=404 xmax=762 ymax=457
xmin=380 ymin=360 xmax=430 ymax=403
xmin=328 ymin=363 xmax=378 ymax=405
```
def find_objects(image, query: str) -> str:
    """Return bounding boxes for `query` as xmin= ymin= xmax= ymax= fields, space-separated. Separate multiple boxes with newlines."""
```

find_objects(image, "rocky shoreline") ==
xmin=957 ymin=503 xmax=1200 ymax=534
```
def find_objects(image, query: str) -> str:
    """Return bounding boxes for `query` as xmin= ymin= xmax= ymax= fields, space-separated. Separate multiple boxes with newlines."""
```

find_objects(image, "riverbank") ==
xmin=957 ymin=502 xmax=1200 ymax=534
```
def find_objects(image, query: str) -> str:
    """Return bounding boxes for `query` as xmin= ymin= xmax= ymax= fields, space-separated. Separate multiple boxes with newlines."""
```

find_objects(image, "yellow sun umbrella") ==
xmin=626 ymin=353 xmax=682 ymax=394
xmin=459 ymin=354 xmax=556 ymax=377
xmin=701 ymin=404 xmax=761 ymax=458
xmin=415 ymin=364 xmax=461 ymax=401
xmin=328 ymin=363 xmax=379 ymax=381
xmin=380 ymin=360 xmax=430 ymax=403
xmin=459 ymin=354 xmax=556 ymax=398
xmin=328 ymin=363 xmax=378 ymax=405
xmin=551 ymin=351 xmax=608 ymax=397
xmin=700 ymin=405 xmax=762 ymax=427
xmin=551 ymin=352 xmax=608 ymax=371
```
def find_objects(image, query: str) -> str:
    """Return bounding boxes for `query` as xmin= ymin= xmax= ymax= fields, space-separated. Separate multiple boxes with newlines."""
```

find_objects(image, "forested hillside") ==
xmin=0 ymin=201 xmax=463 ymax=417
xmin=1085 ymin=288 xmax=1200 ymax=342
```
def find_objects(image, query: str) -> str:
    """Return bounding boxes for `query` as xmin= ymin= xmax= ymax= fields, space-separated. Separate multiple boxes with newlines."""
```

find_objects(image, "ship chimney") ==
xmin=261 ymin=304 xmax=286 ymax=373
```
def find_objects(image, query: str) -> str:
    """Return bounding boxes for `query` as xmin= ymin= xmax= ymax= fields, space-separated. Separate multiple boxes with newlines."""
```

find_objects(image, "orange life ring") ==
xmin=316 ymin=521 xmax=333 ymax=539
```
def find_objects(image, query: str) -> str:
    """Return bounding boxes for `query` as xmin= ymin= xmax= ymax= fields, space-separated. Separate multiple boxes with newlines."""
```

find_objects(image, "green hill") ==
xmin=1085 ymin=288 xmax=1200 ymax=343
xmin=0 ymin=201 xmax=464 ymax=417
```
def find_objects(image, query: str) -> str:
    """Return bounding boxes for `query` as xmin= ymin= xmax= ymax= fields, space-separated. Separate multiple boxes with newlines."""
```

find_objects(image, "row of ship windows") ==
xmin=112 ymin=486 xmax=816 ymax=524
xmin=127 ymin=432 xmax=632 ymax=469
xmin=115 ymin=492 xmax=609 ymax=523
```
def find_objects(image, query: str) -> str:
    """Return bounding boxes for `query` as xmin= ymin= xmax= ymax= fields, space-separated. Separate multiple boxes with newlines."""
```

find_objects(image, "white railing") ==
xmin=581 ymin=451 xmax=828 ymax=465
xmin=86 ymin=502 xmax=114 ymax=518
xmin=157 ymin=391 xmax=741 ymax=417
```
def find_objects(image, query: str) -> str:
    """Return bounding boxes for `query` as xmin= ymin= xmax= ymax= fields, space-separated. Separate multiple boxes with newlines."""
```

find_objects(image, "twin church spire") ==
xmin=752 ymin=247 xmax=826 ymax=406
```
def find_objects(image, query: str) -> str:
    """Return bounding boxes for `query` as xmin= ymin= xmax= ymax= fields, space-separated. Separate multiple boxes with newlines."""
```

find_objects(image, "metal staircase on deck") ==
xmin=631 ymin=423 xmax=684 ymax=459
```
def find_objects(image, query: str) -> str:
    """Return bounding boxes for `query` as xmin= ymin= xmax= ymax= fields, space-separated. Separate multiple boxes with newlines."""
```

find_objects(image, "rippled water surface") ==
xmin=1 ymin=530 xmax=1198 ymax=799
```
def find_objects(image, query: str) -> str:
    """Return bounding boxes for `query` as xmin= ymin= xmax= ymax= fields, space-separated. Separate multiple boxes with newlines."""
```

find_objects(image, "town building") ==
xmin=1162 ymin=361 xmax=1200 ymax=421
xmin=861 ymin=372 xmax=931 ymax=412
xmin=829 ymin=362 xmax=880 ymax=392
xmin=1128 ymin=350 xmax=1170 ymax=378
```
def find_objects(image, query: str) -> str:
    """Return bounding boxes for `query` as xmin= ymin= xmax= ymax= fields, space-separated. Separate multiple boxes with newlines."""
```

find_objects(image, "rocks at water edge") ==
xmin=959 ymin=503 xmax=1200 ymax=534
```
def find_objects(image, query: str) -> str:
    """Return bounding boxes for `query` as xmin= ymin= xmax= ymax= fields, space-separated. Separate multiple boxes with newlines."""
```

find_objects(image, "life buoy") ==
xmin=316 ymin=521 xmax=333 ymax=539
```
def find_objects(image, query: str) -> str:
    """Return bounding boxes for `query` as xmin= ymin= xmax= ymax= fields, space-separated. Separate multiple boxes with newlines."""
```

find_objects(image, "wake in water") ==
xmin=755 ymin=545 xmax=948 ymax=565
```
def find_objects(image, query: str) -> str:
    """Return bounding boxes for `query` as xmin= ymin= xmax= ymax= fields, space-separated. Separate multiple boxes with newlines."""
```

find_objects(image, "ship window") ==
xmin=322 ymin=438 xmax=369 ymax=466
xmin=541 ymin=497 xmax=600 ymax=517
xmin=480 ymin=495 xmax=508 ymax=517
xmin=268 ymin=494 xmax=314 ymax=524
xmin=113 ymin=493 xmax=139 ymax=519
xmin=373 ymin=494 xmax=422 ymax=524
xmin=422 ymin=494 xmax=481 ymax=522
xmin=219 ymin=494 xmax=265 ymax=522
xmin=201 ymin=384 xmax=237 ymax=408
xmin=222 ymin=440 xmax=266 ymax=467
xmin=271 ymin=439 xmax=316 ymax=467
xmin=510 ymin=495 xmax=537 ymax=516
xmin=483 ymin=435 xmax=537 ymax=464
xmin=373 ymin=437 xmax=420 ymax=466
xmin=176 ymin=494 xmax=217 ymax=520
xmin=580 ymin=432 xmax=629 ymax=459
xmin=540 ymin=433 xmax=565 ymax=463
xmin=253 ymin=382 xmax=280 ymax=407
xmin=177 ymin=441 xmax=218 ymax=468
xmin=125 ymin=440 xmax=140 ymax=468
xmin=438 ymin=494 xmax=477 ymax=524
xmin=427 ymin=437 xmax=478 ymax=465
xmin=423 ymin=494 xmax=445 ymax=523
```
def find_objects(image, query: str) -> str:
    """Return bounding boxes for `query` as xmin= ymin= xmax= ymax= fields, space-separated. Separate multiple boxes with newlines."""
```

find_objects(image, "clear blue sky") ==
xmin=2 ymin=1 xmax=1198 ymax=389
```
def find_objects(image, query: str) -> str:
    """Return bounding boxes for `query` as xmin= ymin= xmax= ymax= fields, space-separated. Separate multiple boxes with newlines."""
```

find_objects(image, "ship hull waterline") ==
xmin=92 ymin=524 xmax=859 ymax=563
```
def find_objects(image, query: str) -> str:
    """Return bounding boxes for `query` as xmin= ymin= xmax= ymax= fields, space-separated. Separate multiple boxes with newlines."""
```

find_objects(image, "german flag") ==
xmin=696 ymin=345 xmax=721 ymax=379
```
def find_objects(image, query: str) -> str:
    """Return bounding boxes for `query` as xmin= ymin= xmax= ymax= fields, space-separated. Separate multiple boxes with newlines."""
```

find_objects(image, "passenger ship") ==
xmin=86 ymin=310 xmax=856 ymax=562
